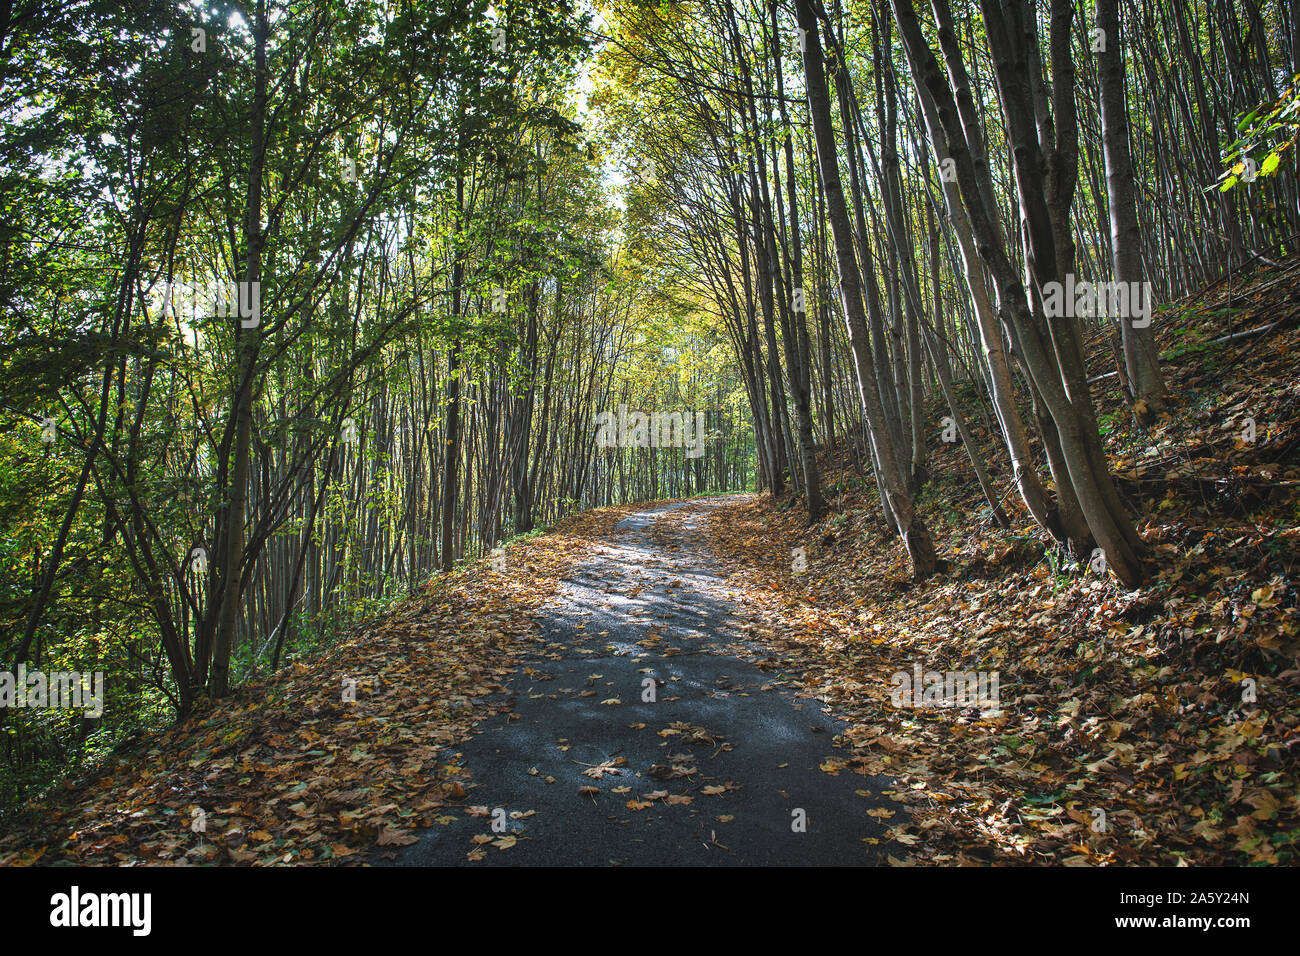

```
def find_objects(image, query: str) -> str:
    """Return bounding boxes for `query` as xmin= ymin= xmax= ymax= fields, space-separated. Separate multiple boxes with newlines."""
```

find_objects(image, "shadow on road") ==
xmin=379 ymin=498 xmax=899 ymax=866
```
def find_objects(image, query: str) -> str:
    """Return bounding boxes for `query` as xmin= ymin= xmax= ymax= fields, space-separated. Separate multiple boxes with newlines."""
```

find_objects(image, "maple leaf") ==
xmin=580 ymin=757 xmax=626 ymax=778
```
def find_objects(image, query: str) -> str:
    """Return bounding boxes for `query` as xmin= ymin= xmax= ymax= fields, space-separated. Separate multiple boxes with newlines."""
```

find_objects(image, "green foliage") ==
xmin=1214 ymin=75 xmax=1300 ymax=192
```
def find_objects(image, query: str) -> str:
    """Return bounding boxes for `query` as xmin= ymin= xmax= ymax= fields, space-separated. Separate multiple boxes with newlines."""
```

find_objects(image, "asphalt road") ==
xmin=378 ymin=498 xmax=898 ymax=866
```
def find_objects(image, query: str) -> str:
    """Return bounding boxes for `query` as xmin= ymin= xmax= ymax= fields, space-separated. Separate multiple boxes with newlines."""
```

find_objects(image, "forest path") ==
xmin=378 ymin=497 xmax=897 ymax=866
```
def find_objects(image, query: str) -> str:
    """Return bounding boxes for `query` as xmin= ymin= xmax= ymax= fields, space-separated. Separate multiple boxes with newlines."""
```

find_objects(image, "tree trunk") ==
xmin=796 ymin=0 xmax=936 ymax=579
xmin=1097 ymin=0 xmax=1166 ymax=420
xmin=210 ymin=0 xmax=267 ymax=698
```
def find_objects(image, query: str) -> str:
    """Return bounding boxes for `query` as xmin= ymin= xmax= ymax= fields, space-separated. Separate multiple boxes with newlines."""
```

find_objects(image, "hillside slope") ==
xmin=699 ymin=255 xmax=1300 ymax=864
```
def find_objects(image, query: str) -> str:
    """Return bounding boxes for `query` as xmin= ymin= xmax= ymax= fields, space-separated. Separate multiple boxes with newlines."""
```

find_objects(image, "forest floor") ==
xmin=1 ymin=255 xmax=1298 ymax=867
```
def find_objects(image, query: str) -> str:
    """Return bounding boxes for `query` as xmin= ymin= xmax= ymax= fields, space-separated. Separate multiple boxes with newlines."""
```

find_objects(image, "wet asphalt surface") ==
xmin=378 ymin=498 xmax=899 ymax=866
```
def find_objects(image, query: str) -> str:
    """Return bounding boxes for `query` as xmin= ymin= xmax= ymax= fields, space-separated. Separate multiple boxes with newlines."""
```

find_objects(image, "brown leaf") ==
xmin=376 ymin=826 xmax=418 ymax=846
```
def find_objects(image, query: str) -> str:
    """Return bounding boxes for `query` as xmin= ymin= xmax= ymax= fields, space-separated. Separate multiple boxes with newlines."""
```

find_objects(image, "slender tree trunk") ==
xmin=210 ymin=0 xmax=267 ymax=698
xmin=1097 ymin=0 xmax=1166 ymax=420
xmin=772 ymin=0 xmax=823 ymax=521
xmin=440 ymin=168 xmax=465 ymax=573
